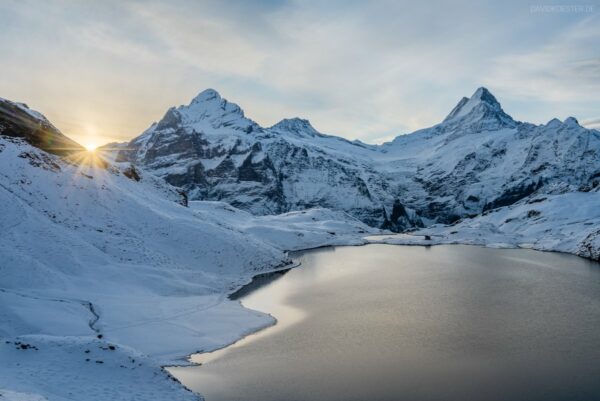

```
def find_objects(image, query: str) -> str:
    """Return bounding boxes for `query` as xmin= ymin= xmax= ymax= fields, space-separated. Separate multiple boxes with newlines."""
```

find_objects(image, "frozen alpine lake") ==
xmin=170 ymin=245 xmax=600 ymax=401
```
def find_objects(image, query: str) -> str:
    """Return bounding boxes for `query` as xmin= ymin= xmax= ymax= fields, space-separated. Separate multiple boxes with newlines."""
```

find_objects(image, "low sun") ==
xmin=84 ymin=143 xmax=98 ymax=152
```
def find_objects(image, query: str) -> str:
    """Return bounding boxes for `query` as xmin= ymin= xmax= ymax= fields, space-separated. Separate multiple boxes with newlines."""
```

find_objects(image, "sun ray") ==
xmin=84 ymin=143 xmax=98 ymax=152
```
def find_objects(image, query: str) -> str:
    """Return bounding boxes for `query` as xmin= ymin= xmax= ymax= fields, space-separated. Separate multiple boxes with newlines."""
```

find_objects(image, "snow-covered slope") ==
xmin=0 ymin=336 xmax=196 ymax=401
xmin=0 ymin=104 xmax=377 ymax=401
xmin=430 ymin=191 xmax=600 ymax=260
xmin=381 ymin=88 xmax=600 ymax=223
xmin=117 ymin=89 xmax=422 ymax=231
xmin=370 ymin=191 xmax=600 ymax=261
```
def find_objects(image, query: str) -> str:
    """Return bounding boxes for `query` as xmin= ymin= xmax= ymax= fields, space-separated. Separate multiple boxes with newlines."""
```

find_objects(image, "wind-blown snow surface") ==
xmin=0 ymin=135 xmax=376 ymax=401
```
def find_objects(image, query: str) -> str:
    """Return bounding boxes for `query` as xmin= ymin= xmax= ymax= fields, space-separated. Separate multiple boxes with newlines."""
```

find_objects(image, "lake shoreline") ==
xmin=167 ymin=237 xmax=600 ymax=370
xmin=169 ymin=244 xmax=600 ymax=401
xmin=166 ymin=240 xmax=600 ymax=400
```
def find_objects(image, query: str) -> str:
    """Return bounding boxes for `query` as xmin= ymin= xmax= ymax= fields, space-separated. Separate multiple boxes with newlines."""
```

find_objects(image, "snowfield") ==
xmin=0 ymin=336 xmax=196 ymax=401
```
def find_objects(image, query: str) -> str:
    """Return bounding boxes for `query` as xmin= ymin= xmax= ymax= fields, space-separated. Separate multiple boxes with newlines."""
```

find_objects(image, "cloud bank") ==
xmin=0 ymin=0 xmax=598 ymax=146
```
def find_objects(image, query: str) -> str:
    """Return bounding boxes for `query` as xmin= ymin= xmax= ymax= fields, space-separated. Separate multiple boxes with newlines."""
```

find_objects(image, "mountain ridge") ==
xmin=115 ymin=87 xmax=599 ymax=230
xmin=0 ymin=97 xmax=84 ymax=156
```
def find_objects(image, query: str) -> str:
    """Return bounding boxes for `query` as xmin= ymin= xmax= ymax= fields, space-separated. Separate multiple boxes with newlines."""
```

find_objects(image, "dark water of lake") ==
xmin=170 ymin=245 xmax=600 ymax=401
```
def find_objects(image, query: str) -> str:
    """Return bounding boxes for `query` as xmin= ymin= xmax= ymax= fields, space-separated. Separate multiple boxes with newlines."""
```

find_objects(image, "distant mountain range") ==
xmin=114 ymin=87 xmax=600 ymax=231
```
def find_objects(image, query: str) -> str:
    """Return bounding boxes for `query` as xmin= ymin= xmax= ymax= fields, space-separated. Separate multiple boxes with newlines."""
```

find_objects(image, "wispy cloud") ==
xmin=582 ymin=117 xmax=600 ymax=129
xmin=0 ymin=0 xmax=599 ymax=145
xmin=485 ymin=14 xmax=600 ymax=102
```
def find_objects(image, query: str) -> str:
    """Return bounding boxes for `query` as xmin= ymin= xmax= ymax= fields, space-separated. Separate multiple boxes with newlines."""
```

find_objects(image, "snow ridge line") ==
xmin=0 ymin=288 xmax=101 ymax=334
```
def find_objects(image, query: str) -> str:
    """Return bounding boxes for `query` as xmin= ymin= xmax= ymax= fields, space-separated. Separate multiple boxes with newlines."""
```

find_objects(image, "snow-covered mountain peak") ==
xmin=270 ymin=117 xmax=319 ymax=136
xmin=547 ymin=118 xmax=562 ymax=127
xmin=441 ymin=87 xmax=516 ymax=130
xmin=444 ymin=87 xmax=501 ymax=121
xmin=181 ymin=88 xmax=244 ymax=119
xmin=472 ymin=86 xmax=500 ymax=104
xmin=544 ymin=117 xmax=580 ymax=130
xmin=190 ymin=88 xmax=221 ymax=104
xmin=148 ymin=89 xmax=260 ymax=135
xmin=564 ymin=116 xmax=580 ymax=126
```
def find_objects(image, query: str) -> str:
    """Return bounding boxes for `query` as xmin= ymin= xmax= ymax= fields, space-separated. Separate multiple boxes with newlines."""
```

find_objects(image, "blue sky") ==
xmin=1 ymin=0 xmax=599 ymax=147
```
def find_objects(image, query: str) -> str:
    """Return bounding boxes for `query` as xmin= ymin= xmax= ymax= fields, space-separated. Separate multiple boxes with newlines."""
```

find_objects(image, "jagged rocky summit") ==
xmin=116 ymin=89 xmax=422 ymax=230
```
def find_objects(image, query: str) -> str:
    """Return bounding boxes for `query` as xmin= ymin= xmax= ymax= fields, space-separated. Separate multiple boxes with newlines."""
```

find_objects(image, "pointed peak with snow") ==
xmin=545 ymin=117 xmax=582 ymax=129
xmin=190 ymin=88 xmax=222 ymax=105
xmin=148 ymin=88 xmax=260 ymax=135
xmin=444 ymin=87 xmax=501 ymax=122
xmin=564 ymin=116 xmax=580 ymax=126
xmin=269 ymin=117 xmax=322 ymax=138
xmin=179 ymin=88 xmax=243 ymax=117
xmin=471 ymin=87 xmax=501 ymax=106
xmin=271 ymin=118 xmax=316 ymax=132
xmin=547 ymin=118 xmax=562 ymax=126
xmin=442 ymin=86 xmax=516 ymax=129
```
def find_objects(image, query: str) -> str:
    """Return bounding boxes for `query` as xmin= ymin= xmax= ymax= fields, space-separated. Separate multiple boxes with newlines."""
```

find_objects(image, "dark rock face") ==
xmin=0 ymin=99 xmax=83 ymax=156
xmin=123 ymin=165 xmax=141 ymax=181
xmin=484 ymin=179 xmax=544 ymax=211
xmin=577 ymin=229 xmax=600 ymax=261
xmin=381 ymin=199 xmax=422 ymax=232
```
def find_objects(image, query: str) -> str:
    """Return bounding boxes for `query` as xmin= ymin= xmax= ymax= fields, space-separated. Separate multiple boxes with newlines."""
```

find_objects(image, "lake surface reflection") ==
xmin=170 ymin=245 xmax=600 ymax=401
